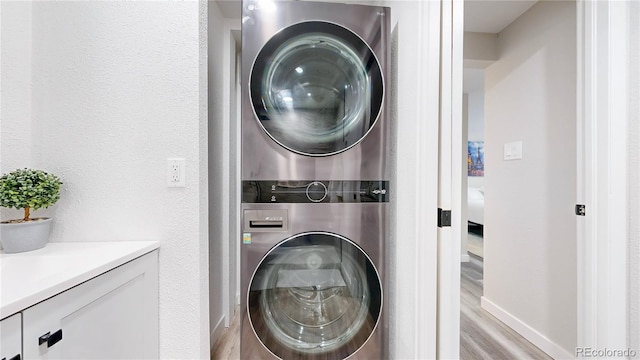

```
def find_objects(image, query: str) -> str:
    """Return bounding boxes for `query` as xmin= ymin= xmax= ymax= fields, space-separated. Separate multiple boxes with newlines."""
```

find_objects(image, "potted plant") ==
xmin=0 ymin=168 xmax=62 ymax=253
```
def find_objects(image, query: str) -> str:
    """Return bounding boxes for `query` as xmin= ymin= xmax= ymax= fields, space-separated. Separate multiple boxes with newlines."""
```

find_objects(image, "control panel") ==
xmin=242 ymin=181 xmax=389 ymax=203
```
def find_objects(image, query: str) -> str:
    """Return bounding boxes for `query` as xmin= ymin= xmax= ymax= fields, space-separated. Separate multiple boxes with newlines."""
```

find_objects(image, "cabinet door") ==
xmin=0 ymin=313 xmax=22 ymax=360
xmin=22 ymin=251 xmax=158 ymax=360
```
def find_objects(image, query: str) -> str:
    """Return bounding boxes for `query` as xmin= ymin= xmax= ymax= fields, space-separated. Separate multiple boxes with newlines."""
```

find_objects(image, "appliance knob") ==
xmin=306 ymin=182 xmax=328 ymax=202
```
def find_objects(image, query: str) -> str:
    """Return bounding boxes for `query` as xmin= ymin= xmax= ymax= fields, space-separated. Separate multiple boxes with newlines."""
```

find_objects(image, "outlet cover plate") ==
xmin=167 ymin=158 xmax=186 ymax=187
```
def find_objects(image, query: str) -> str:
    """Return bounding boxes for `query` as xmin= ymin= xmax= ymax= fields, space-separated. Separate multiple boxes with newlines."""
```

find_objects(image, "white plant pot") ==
xmin=0 ymin=218 xmax=52 ymax=253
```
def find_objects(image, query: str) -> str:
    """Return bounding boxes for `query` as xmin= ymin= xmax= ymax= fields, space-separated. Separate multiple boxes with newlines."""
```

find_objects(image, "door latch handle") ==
xmin=39 ymin=329 xmax=63 ymax=348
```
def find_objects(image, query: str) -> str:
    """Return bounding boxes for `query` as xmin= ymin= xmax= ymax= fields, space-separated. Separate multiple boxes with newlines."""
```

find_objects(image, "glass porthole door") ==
xmin=247 ymin=232 xmax=382 ymax=359
xmin=250 ymin=22 xmax=384 ymax=156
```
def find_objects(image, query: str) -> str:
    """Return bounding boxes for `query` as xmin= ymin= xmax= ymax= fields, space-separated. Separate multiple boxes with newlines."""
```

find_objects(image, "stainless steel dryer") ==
xmin=241 ymin=0 xmax=390 ymax=181
xmin=241 ymin=180 xmax=389 ymax=359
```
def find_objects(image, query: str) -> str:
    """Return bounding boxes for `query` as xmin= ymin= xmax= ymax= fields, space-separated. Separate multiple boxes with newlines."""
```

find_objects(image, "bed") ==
xmin=467 ymin=187 xmax=484 ymax=226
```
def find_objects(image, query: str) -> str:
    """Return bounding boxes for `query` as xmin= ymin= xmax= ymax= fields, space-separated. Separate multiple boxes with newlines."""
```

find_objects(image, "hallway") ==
xmin=460 ymin=256 xmax=551 ymax=360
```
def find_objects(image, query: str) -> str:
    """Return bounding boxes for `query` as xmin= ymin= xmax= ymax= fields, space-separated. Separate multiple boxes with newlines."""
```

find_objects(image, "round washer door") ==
xmin=250 ymin=21 xmax=384 ymax=156
xmin=247 ymin=232 xmax=382 ymax=359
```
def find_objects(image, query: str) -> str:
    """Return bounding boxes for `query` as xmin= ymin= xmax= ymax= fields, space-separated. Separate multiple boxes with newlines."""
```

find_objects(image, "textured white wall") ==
xmin=1 ymin=2 xmax=210 ymax=358
xmin=0 ymin=1 xmax=32 ymax=175
xmin=483 ymin=0 xmax=576 ymax=355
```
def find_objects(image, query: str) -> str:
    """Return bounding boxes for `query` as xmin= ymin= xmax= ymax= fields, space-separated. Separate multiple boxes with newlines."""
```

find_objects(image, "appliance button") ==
xmin=306 ymin=182 xmax=327 ymax=202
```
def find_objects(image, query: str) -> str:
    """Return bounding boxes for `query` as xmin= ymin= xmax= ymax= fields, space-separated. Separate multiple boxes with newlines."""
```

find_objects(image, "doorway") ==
xmin=457 ymin=1 xmax=577 ymax=359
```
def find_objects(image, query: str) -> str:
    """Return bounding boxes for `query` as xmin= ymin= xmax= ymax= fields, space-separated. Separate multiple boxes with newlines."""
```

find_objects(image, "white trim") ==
xmin=220 ymin=21 xmax=232 ymax=328
xmin=452 ymin=0 xmax=466 ymax=271
xmin=604 ymin=1 xmax=629 ymax=348
xmin=221 ymin=19 xmax=241 ymax=329
xmin=481 ymin=297 xmax=574 ymax=360
xmin=437 ymin=0 xmax=464 ymax=357
xmin=385 ymin=0 xmax=442 ymax=357
xmin=234 ymin=43 xmax=242 ymax=310
xmin=577 ymin=0 xmax=630 ymax=351
xmin=415 ymin=1 xmax=442 ymax=357
xmin=209 ymin=315 xmax=225 ymax=351
xmin=575 ymin=0 xmax=596 ymax=347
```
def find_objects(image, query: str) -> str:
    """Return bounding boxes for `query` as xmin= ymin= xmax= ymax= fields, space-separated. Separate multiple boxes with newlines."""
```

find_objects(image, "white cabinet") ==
xmin=21 ymin=251 xmax=159 ymax=359
xmin=0 ymin=313 xmax=22 ymax=360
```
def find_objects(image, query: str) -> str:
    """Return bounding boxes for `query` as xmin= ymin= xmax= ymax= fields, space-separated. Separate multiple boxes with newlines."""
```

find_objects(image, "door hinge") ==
xmin=575 ymin=204 xmax=586 ymax=216
xmin=438 ymin=208 xmax=452 ymax=227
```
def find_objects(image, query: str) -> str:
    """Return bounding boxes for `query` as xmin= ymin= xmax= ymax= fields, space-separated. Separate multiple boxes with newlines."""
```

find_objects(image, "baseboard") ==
xmin=210 ymin=316 xmax=225 ymax=350
xmin=461 ymin=254 xmax=470 ymax=262
xmin=480 ymin=296 xmax=574 ymax=359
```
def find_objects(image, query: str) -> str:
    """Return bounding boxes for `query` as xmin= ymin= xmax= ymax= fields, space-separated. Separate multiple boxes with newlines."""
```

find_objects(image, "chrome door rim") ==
xmin=249 ymin=21 xmax=385 ymax=157
xmin=247 ymin=231 xmax=383 ymax=358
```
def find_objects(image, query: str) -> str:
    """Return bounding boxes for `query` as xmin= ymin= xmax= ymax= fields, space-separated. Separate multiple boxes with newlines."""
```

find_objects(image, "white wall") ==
xmin=463 ymin=32 xmax=497 ymax=68
xmin=1 ymin=2 xmax=210 ymax=358
xmin=482 ymin=1 xmax=576 ymax=357
xmin=461 ymin=94 xmax=469 ymax=261
xmin=467 ymin=89 xmax=484 ymax=142
xmin=0 ymin=1 xmax=32 ymax=175
xmin=467 ymin=86 xmax=484 ymax=189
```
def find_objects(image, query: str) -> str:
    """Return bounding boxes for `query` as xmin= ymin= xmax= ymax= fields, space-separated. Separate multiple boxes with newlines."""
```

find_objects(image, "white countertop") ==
xmin=0 ymin=241 xmax=159 ymax=319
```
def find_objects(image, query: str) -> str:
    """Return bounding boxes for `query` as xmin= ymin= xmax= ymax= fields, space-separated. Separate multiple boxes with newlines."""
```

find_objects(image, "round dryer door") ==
xmin=250 ymin=21 xmax=384 ymax=156
xmin=247 ymin=232 xmax=382 ymax=358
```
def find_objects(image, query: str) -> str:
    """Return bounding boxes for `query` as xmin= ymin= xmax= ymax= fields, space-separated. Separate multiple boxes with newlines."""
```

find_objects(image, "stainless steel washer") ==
xmin=240 ymin=180 xmax=389 ymax=359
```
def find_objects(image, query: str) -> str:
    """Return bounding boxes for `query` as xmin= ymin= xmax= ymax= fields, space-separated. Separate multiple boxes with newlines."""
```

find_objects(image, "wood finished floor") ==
xmin=211 ymin=256 xmax=551 ymax=360
xmin=467 ymin=232 xmax=484 ymax=258
xmin=460 ymin=255 xmax=551 ymax=360
xmin=211 ymin=306 xmax=240 ymax=360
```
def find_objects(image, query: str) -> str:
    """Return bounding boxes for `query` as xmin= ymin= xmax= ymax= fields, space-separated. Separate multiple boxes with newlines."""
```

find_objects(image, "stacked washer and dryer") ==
xmin=240 ymin=1 xmax=390 ymax=358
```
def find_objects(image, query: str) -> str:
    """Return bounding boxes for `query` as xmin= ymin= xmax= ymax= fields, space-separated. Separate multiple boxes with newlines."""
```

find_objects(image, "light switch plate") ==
xmin=504 ymin=141 xmax=523 ymax=160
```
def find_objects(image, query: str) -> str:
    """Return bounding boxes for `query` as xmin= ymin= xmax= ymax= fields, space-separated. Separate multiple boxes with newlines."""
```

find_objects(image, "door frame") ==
xmin=576 ymin=0 xmax=632 ymax=351
xmin=440 ymin=0 xmax=633 ymax=357
xmin=436 ymin=0 xmax=463 ymax=358
xmin=222 ymin=19 xmax=241 ymax=328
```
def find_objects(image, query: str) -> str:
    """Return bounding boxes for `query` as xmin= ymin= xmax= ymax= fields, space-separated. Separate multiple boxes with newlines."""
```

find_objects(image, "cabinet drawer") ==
xmin=0 ymin=313 xmax=22 ymax=360
xmin=22 ymin=251 xmax=158 ymax=359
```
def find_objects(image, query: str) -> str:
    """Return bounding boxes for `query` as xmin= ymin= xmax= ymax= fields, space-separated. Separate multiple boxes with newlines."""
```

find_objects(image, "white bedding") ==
xmin=468 ymin=187 xmax=484 ymax=225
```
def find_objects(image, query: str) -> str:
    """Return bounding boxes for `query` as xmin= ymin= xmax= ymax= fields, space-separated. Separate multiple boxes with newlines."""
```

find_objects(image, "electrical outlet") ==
xmin=167 ymin=158 xmax=186 ymax=187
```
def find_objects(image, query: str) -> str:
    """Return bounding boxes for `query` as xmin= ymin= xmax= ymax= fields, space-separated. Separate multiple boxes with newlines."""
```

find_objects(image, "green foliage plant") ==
xmin=0 ymin=168 xmax=62 ymax=223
